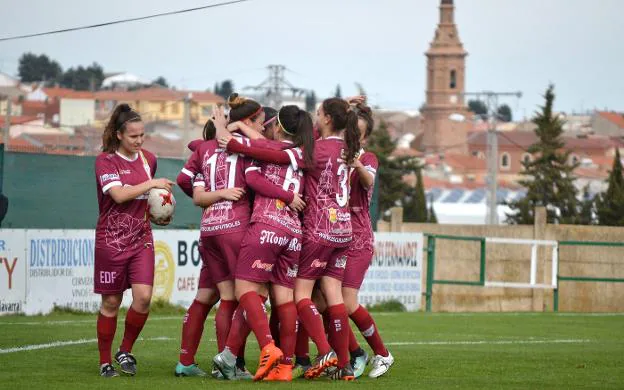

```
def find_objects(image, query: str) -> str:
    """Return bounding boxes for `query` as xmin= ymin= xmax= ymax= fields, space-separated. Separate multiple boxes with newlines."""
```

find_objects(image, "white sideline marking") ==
xmin=0 ymin=336 xmax=175 ymax=354
xmin=385 ymin=339 xmax=589 ymax=346
xmin=0 ymin=316 xmax=183 ymax=326
xmin=1 ymin=337 xmax=588 ymax=355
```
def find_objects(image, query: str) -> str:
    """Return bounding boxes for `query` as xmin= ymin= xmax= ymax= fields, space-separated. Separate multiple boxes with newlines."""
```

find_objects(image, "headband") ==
xmin=277 ymin=112 xmax=295 ymax=136
xmin=116 ymin=111 xmax=141 ymax=131
xmin=263 ymin=116 xmax=277 ymax=127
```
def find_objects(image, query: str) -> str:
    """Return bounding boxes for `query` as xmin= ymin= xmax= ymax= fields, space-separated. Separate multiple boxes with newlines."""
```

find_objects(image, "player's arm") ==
xmin=350 ymin=154 xmax=377 ymax=190
xmin=221 ymin=137 xmax=302 ymax=166
xmin=177 ymin=148 xmax=202 ymax=198
xmin=192 ymin=186 xmax=245 ymax=207
xmin=245 ymin=167 xmax=306 ymax=212
xmin=228 ymin=121 xmax=266 ymax=140
xmin=108 ymin=179 xmax=173 ymax=204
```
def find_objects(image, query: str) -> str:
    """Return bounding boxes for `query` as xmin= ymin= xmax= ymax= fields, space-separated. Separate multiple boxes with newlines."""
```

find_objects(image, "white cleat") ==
xmin=368 ymin=351 xmax=394 ymax=378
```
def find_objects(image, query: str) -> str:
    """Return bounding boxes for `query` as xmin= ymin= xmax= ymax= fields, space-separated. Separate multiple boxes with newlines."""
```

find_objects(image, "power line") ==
xmin=0 ymin=0 xmax=255 ymax=43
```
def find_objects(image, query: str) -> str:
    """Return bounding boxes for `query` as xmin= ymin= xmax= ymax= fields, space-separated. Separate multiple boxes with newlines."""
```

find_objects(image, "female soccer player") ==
xmin=213 ymin=105 xmax=314 ymax=382
xmin=221 ymin=97 xmax=361 ymax=381
xmin=342 ymin=103 xmax=394 ymax=378
xmin=94 ymin=103 xmax=174 ymax=377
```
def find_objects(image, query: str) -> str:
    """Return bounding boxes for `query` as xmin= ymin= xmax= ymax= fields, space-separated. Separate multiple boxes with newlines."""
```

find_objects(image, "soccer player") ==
xmin=213 ymin=105 xmax=313 ymax=381
xmin=221 ymin=97 xmax=361 ymax=380
xmin=94 ymin=104 xmax=174 ymax=377
xmin=343 ymin=103 xmax=394 ymax=378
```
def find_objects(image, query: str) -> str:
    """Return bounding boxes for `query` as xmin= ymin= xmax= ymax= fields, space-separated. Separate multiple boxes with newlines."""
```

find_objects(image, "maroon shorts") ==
xmin=236 ymin=223 xmax=301 ymax=289
xmin=342 ymin=246 xmax=374 ymax=289
xmin=94 ymin=242 xmax=155 ymax=294
xmin=297 ymin=239 xmax=348 ymax=281
xmin=201 ymin=231 xmax=246 ymax=285
xmin=197 ymin=239 xmax=216 ymax=290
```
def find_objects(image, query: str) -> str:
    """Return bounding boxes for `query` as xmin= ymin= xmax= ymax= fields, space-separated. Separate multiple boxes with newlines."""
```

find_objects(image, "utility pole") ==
xmin=462 ymin=91 xmax=522 ymax=225
xmin=182 ymin=92 xmax=192 ymax=158
xmin=244 ymin=65 xmax=308 ymax=108
xmin=0 ymin=97 xmax=11 ymax=194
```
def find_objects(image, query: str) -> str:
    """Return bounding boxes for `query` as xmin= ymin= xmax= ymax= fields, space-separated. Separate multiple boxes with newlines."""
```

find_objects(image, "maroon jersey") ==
xmin=302 ymin=137 xmax=352 ymax=247
xmin=185 ymin=136 xmax=252 ymax=237
xmin=94 ymin=150 xmax=156 ymax=252
xmin=247 ymin=139 xmax=305 ymax=237
xmin=349 ymin=150 xmax=378 ymax=250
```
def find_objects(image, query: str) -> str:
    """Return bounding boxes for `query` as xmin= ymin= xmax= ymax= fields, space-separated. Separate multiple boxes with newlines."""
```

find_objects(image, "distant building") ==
xmin=592 ymin=111 xmax=624 ymax=137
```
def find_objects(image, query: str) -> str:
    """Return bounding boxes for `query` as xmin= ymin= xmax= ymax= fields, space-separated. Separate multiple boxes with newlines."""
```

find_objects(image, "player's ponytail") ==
xmin=277 ymin=105 xmax=315 ymax=168
xmin=102 ymin=103 xmax=142 ymax=153
xmin=203 ymin=119 xmax=216 ymax=140
xmin=321 ymin=98 xmax=361 ymax=164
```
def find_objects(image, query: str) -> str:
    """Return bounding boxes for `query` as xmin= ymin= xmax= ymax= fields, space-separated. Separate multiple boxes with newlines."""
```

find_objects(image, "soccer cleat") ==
xmin=211 ymin=363 xmax=224 ymax=379
xmin=304 ymin=350 xmax=338 ymax=379
xmin=351 ymin=349 xmax=370 ymax=378
xmin=263 ymin=363 xmax=293 ymax=381
xmin=175 ymin=362 xmax=208 ymax=377
xmin=329 ymin=363 xmax=356 ymax=381
xmin=369 ymin=351 xmax=394 ymax=378
xmin=100 ymin=363 xmax=119 ymax=378
xmin=253 ymin=342 xmax=284 ymax=381
xmin=292 ymin=356 xmax=311 ymax=379
xmin=114 ymin=350 xmax=137 ymax=376
xmin=235 ymin=366 xmax=254 ymax=380
xmin=213 ymin=349 xmax=238 ymax=380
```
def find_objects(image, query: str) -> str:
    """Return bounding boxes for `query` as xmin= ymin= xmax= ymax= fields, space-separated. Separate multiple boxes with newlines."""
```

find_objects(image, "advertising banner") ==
xmin=0 ymin=230 xmax=27 ymax=315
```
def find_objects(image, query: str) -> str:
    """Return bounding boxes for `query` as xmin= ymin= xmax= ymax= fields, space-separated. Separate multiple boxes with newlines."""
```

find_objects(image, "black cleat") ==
xmin=100 ymin=363 xmax=119 ymax=378
xmin=115 ymin=350 xmax=137 ymax=376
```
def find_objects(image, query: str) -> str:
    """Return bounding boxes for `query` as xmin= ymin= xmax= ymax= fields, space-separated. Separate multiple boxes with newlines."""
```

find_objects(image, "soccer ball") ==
xmin=148 ymin=188 xmax=175 ymax=224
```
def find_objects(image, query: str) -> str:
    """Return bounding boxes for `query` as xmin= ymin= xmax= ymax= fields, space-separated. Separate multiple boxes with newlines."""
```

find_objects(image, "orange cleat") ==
xmin=304 ymin=350 xmax=338 ymax=379
xmin=253 ymin=342 xmax=283 ymax=381
xmin=263 ymin=363 xmax=293 ymax=381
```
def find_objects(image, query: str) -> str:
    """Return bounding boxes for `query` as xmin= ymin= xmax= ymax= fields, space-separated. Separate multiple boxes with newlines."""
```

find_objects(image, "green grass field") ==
xmin=1 ymin=310 xmax=623 ymax=389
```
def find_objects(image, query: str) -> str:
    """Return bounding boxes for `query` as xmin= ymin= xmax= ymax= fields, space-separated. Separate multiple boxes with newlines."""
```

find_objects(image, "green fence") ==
xmin=553 ymin=240 xmax=624 ymax=312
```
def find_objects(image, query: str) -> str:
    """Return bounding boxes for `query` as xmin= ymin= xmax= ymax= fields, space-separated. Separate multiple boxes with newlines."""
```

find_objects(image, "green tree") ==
xmin=152 ymin=76 xmax=169 ymax=88
xmin=305 ymin=91 xmax=317 ymax=112
xmin=468 ymin=99 xmax=487 ymax=119
xmin=334 ymin=84 xmax=342 ymax=98
xmin=595 ymin=149 xmax=624 ymax=226
xmin=403 ymin=166 xmax=428 ymax=222
xmin=428 ymin=201 xmax=438 ymax=223
xmin=497 ymin=104 xmax=513 ymax=122
xmin=506 ymin=85 xmax=579 ymax=224
xmin=60 ymin=63 xmax=104 ymax=90
xmin=18 ymin=52 xmax=62 ymax=84
xmin=215 ymin=80 xmax=234 ymax=100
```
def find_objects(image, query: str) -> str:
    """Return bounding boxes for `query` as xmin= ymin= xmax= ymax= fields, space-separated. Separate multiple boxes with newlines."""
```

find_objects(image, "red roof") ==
xmin=597 ymin=111 xmax=624 ymax=129
xmin=468 ymin=130 xmax=616 ymax=152
xmin=426 ymin=153 xmax=487 ymax=171
xmin=0 ymin=115 xmax=39 ymax=126
xmin=94 ymin=87 xmax=224 ymax=104
xmin=42 ymin=87 xmax=94 ymax=99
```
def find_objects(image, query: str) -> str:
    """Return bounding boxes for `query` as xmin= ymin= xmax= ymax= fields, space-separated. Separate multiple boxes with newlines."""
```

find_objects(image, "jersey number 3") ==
xmin=336 ymin=161 xmax=349 ymax=207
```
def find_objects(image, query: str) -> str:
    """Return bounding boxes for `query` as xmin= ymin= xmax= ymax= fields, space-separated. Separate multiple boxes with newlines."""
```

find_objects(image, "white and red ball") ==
xmin=148 ymin=188 xmax=175 ymax=224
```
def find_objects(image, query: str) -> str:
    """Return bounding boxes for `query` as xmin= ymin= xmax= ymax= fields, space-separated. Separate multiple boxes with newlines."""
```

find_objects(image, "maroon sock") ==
xmin=269 ymin=307 xmax=281 ymax=347
xmin=295 ymin=319 xmax=310 ymax=359
xmin=239 ymin=292 xmax=273 ymax=349
xmin=215 ymin=300 xmax=237 ymax=352
xmin=97 ymin=312 xmax=117 ymax=365
xmin=348 ymin=326 xmax=361 ymax=353
xmin=119 ymin=307 xmax=149 ymax=353
xmin=350 ymin=305 xmax=388 ymax=357
xmin=179 ymin=300 xmax=211 ymax=365
xmin=321 ymin=310 xmax=337 ymax=350
xmin=225 ymin=305 xmax=250 ymax=356
xmin=276 ymin=302 xmax=297 ymax=364
xmin=327 ymin=304 xmax=349 ymax=368
xmin=296 ymin=299 xmax=331 ymax=356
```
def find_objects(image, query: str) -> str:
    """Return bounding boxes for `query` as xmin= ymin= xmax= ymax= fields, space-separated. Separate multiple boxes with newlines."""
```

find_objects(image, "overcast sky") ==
xmin=0 ymin=0 xmax=622 ymax=118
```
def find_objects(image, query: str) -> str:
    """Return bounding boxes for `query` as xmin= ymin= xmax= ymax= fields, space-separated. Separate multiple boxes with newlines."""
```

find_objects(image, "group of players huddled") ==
xmin=93 ymin=93 xmax=394 ymax=381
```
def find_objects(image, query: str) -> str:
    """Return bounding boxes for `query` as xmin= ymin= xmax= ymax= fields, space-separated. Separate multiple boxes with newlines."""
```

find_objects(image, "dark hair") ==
xmin=263 ymin=107 xmax=278 ymax=125
xmin=228 ymin=93 xmax=262 ymax=122
xmin=278 ymin=105 xmax=315 ymax=168
xmin=102 ymin=103 xmax=142 ymax=153
xmin=355 ymin=103 xmax=374 ymax=138
xmin=321 ymin=98 xmax=360 ymax=164
xmin=203 ymin=119 xmax=216 ymax=140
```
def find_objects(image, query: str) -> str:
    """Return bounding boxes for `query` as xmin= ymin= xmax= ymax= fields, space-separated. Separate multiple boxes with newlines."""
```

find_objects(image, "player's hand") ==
xmin=289 ymin=193 xmax=306 ymax=212
xmin=349 ymin=157 xmax=363 ymax=169
xmin=213 ymin=106 xmax=229 ymax=139
xmin=227 ymin=121 xmax=242 ymax=132
xmin=221 ymin=187 xmax=245 ymax=201
xmin=151 ymin=178 xmax=174 ymax=192
xmin=218 ymin=133 xmax=233 ymax=149
xmin=152 ymin=216 xmax=172 ymax=226
xmin=346 ymin=95 xmax=367 ymax=105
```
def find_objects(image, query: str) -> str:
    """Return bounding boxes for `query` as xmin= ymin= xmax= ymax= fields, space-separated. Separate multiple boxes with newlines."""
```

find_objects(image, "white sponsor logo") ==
xmin=334 ymin=255 xmax=347 ymax=269
xmin=100 ymin=173 xmax=120 ymax=183
xmin=201 ymin=220 xmax=241 ymax=232
xmin=362 ymin=325 xmax=376 ymax=337
xmin=287 ymin=238 xmax=302 ymax=252
xmin=119 ymin=169 xmax=131 ymax=175
xmin=259 ymin=230 xmax=291 ymax=246
xmin=317 ymin=232 xmax=352 ymax=244
xmin=287 ymin=265 xmax=298 ymax=278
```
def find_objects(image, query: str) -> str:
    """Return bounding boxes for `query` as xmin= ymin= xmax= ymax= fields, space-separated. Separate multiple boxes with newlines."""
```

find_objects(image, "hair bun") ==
xmin=228 ymin=93 xmax=246 ymax=109
xmin=118 ymin=103 xmax=132 ymax=113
